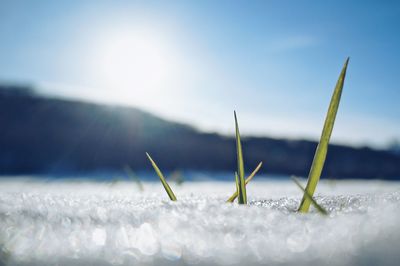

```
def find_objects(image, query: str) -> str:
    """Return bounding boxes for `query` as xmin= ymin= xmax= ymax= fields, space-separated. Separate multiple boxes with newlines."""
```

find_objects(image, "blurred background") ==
xmin=0 ymin=0 xmax=399 ymax=179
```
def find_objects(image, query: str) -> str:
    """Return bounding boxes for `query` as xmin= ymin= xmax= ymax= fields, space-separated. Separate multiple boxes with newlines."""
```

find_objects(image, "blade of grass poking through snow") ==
xmin=298 ymin=58 xmax=349 ymax=213
xmin=146 ymin=152 xmax=177 ymax=201
xmin=235 ymin=172 xmax=240 ymax=198
xmin=234 ymin=111 xmax=247 ymax=204
xmin=227 ymin=162 xmax=262 ymax=202
xmin=292 ymin=177 xmax=328 ymax=215
xmin=123 ymin=165 xmax=144 ymax=192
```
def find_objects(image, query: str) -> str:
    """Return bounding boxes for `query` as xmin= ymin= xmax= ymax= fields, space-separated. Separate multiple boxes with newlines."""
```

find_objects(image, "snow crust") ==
xmin=1 ymin=178 xmax=400 ymax=266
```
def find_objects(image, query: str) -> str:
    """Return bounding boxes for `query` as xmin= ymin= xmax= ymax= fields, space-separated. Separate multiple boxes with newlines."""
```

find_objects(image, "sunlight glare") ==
xmin=98 ymin=28 xmax=178 ymax=105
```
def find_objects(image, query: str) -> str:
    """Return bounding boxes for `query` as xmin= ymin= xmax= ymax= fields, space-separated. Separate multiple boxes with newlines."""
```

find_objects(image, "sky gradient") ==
xmin=1 ymin=0 xmax=399 ymax=147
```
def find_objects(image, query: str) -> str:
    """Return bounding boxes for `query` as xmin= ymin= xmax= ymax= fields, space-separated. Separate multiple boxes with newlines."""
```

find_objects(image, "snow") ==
xmin=0 ymin=178 xmax=400 ymax=266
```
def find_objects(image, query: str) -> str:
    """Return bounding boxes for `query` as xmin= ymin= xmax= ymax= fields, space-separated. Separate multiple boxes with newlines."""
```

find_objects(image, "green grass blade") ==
xmin=146 ymin=152 xmax=177 ymax=201
xmin=234 ymin=111 xmax=247 ymax=204
xmin=298 ymin=58 xmax=349 ymax=213
xmin=227 ymin=162 xmax=262 ymax=202
xmin=235 ymin=171 xmax=239 ymax=198
xmin=292 ymin=177 xmax=328 ymax=215
xmin=170 ymin=170 xmax=185 ymax=185
xmin=123 ymin=165 xmax=144 ymax=191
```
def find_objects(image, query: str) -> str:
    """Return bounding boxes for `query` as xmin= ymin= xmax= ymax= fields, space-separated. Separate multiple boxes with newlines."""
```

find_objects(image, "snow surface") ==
xmin=1 ymin=178 xmax=400 ymax=266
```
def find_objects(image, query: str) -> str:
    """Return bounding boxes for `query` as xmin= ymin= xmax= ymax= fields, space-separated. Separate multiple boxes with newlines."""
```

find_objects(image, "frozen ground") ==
xmin=1 ymin=177 xmax=400 ymax=266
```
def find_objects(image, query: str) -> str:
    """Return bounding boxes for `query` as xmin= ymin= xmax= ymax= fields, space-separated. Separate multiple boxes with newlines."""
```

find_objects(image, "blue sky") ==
xmin=0 ymin=0 xmax=399 ymax=147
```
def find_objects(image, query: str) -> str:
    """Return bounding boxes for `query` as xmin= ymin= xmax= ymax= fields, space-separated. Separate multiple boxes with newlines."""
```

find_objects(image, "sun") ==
xmin=97 ymin=28 xmax=177 ymax=104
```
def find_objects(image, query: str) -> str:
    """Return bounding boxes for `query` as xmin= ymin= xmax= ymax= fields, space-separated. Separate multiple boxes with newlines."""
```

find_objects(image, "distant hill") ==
xmin=1 ymin=84 xmax=400 ymax=179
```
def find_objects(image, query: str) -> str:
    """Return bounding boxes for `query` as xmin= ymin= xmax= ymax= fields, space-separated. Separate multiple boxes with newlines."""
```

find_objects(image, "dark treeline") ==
xmin=1 ymin=85 xmax=399 ymax=179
